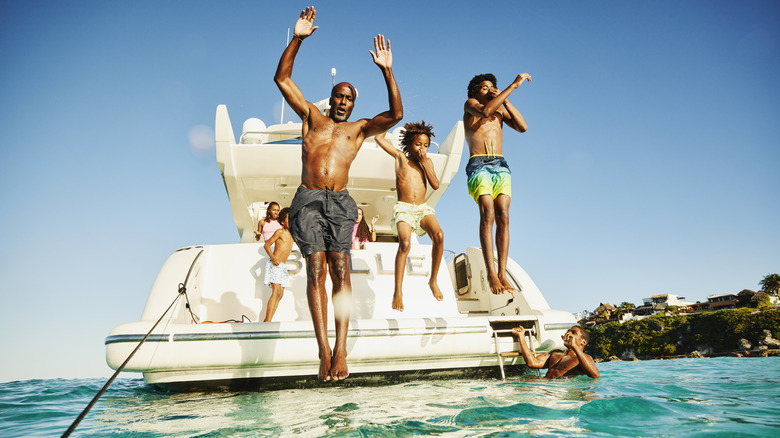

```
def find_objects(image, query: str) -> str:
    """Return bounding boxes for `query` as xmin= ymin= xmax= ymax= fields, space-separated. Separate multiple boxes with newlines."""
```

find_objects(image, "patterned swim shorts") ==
xmin=465 ymin=155 xmax=511 ymax=203
xmin=264 ymin=258 xmax=289 ymax=287
xmin=390 ymin=201 xmax=435 ymax=237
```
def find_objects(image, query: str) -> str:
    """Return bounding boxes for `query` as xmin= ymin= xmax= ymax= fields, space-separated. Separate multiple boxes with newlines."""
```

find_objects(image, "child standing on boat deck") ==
xmin=255 ymin=201 xmax=282 ymax=242
xmin=375 ymin=122 xmax=444 ymax=311
xmin=352 ymin=207 xmax=378 ymax=249
xmin=263 ymin=208 xmax=293 ymax=322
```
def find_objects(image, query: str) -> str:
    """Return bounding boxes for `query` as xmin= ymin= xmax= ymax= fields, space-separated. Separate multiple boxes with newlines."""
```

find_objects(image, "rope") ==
xmin=62 ymin=249 xmax=204 ymax=437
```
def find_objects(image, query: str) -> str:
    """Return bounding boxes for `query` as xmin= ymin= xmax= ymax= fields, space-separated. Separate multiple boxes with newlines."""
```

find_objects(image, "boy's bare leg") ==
xmin=420 ymin=214 xmax=444 ymax=301
xmin=305 ymin=252 xmax=332 ymax=381
xmin=327 ymin=251 xmax=352 ymax=381
xmin=477 ymin=195 xmax=506 ymax=294
xmin=264 ymin=283 xmax=284 ymax=322
xmin=494 ymin=194 xmax=515 ymax=291
xmin=392 ymin=221 xmax=413 ymax=311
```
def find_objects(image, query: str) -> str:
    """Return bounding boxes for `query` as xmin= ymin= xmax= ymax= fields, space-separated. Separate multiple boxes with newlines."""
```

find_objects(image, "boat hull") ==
xmin=106 ymin=313 xmax=574 ymax=387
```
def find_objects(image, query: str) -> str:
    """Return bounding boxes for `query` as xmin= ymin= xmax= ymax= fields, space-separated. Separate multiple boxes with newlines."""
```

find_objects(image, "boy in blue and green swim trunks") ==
xmin=463 ymin=72 xmax=532 ymax=294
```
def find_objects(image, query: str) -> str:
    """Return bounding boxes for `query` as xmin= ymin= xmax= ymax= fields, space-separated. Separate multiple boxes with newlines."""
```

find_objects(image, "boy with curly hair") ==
xmin=463 ymin=72 xmax=531 ymax=294
xmin=375 ymin=121 xmax=444 ymax=311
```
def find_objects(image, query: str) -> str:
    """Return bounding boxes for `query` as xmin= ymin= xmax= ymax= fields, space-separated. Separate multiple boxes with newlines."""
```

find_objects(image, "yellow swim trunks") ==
xmin=390 ymin=201 xmax=435 ymax=237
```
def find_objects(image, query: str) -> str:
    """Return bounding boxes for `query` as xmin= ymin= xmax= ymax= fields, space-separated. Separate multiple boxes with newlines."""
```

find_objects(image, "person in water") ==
xmin=263 ymin=208 xmax=293 ymax=322
xmin=463 ymin=73 xmax=531 ymax=294
xmin=374 ymin=122 xmax=444 ymax=311
xmin=352 ymin=208 xmax=378 ymax=250
xmin=255 ymin=201 xmax=281 ymax=242
xmin=274 ymin=6 xmax=402 ymax=381
xmin=512 ymin=325 xmax=600 ymax=378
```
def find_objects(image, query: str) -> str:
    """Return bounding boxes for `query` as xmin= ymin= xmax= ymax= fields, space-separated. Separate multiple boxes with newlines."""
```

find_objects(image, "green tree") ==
xmin=737 ymin=289 xmax=756 ymax=307
xmin=751 ymin=292 xmax=771 ymax=309
xmin=759 ymin=273 xmax=780 ymax=295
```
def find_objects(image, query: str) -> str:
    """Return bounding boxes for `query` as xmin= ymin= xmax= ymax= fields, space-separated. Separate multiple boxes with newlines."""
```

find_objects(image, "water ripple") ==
xmin=1 ymin=357 xmax=778 ymax=437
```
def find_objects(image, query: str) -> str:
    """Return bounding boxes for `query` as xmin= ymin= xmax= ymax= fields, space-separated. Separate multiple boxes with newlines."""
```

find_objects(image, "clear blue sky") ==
xmin=1 ymin=0 xmax=778 ymax=382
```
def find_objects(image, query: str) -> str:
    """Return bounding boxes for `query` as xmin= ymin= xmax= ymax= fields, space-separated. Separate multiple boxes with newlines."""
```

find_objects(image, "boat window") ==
xmin=453 ymin=253 xmax=470 ymax=295
xmin=505 ymin=270 xmax=523 ymax=292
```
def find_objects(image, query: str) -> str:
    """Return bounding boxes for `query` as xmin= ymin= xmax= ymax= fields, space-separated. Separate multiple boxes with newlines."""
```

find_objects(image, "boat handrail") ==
xmin=239 ymin=129 xmax=441 ymax=152
xmin=239 ymin=130 xmax=302 ymax=144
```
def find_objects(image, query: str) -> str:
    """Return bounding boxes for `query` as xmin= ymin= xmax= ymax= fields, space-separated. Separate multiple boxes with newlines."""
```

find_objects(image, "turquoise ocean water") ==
xmin=2 ymin=356 xmax=778 ymax=437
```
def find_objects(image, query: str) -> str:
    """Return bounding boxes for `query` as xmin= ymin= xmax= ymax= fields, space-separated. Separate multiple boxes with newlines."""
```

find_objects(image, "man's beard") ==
xmin=332 ymin=110 xmax=348 ymax=122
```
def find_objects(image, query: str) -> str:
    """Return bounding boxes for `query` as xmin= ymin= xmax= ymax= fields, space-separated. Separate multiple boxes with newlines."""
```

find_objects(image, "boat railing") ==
xmin=240 ymin=130 xmax=302 ymax=145
xmin=239 ymin=121 xmax=441 ymax=153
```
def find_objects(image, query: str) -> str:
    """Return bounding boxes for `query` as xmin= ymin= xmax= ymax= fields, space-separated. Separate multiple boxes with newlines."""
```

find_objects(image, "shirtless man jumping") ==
xmin=463 ymin=73 xmax=531 ymax=294
xmin=274 ymin=7 xmax=403 ymax=382
xmin=512 ymin=325 xmax=600 ymax=378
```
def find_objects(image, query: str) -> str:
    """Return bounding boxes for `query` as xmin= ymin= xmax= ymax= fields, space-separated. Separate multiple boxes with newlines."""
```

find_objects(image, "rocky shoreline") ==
xmin=597 ymin=348 xmax=780 ymax=362
xmin=595 ymin=328 xmax=780 ymax=362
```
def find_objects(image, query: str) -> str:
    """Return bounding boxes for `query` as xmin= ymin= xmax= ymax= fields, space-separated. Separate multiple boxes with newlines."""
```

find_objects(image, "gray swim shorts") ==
xmin=289 ymin=186 xmax=358 ymax=257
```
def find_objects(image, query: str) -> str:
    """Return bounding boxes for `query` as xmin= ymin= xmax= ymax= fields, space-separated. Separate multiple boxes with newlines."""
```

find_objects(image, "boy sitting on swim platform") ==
xmin=375 ymin=122 xmax=444 ymax=311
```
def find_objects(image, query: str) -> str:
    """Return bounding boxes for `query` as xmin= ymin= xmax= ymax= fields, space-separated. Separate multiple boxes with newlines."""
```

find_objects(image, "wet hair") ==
xmin=399 ymin=121 xmax=435 ymax=155
xmin=264 ymin=202 xmax=280 ymax=221
xmin=331 ymin=82 xmax=357 ymax=101
xmin=355 ymin=208 xmax=371 ymax=242
xmin=278 ymin=207 xmax=290 ymax=228
xmin=572 ymin=326 xmax=590 ymax=344
xmin=467 ymin=73 xmax=498 ymax=98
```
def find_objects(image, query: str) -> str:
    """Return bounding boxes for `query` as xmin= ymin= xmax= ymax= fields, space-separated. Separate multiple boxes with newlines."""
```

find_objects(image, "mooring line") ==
xmin=62 ymin=249 xmax=203 ymax=437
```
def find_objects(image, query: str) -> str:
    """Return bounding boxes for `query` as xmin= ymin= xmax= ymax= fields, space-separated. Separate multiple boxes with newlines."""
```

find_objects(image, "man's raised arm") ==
xmin=274 ymin=7 xmax=319 ymax=120
xmin=364 ymin=34 xmax=403 ymax=138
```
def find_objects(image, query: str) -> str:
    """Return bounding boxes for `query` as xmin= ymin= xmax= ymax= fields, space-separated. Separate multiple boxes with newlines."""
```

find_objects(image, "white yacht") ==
xmin=105 ymin=102 xmax=576 ymax=389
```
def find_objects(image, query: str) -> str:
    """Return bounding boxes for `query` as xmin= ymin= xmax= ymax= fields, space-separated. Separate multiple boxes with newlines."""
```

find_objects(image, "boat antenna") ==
xmin=332 ymin=68 xmax=336 ymax=87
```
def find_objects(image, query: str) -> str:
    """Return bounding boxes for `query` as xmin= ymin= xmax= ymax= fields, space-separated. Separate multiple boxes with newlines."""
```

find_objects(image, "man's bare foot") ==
xmin=318 ymin=351 xmax=332 ymax=382
xmin=429 ymin=280 xmax=443 ymax=301
xmin=499 ymin=274 xmax=516 ymax=292
xmin=488 ymin=272 xmax=506 ymax=294
xmin=392 ymin=290 xmax=404 ymax=311
xmin=330 ymin=351 xmax=349 ymax=381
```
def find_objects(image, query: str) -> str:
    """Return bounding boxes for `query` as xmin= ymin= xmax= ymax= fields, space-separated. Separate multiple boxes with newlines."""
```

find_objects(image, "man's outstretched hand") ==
xmin=294 ymin=6 xmax=318 ymax=40
xmin=369 ymin=34 xmax=392 ymax=69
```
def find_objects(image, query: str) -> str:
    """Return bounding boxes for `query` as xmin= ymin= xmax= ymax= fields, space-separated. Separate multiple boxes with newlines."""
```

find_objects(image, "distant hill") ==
xmin=585 ymin=308 xmax=780 ymax=360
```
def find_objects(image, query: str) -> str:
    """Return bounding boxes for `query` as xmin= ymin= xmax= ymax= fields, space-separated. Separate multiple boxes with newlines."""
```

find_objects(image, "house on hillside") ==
xmin=690 ymin=301 xmax=711 ymax=312
xmin=707 ymin=293 xmax=739 ymax=310
xmin=594 ymin=302 xmax=617 ymax=319
xmin=632 ymin=302 xmax=665 ymax=316
xmin=582 ymin=303 xmax=619 ymax=326
xmin=634 ymin=294 xmax=693 ymax=314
